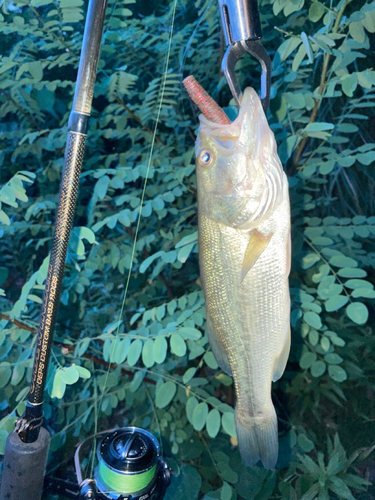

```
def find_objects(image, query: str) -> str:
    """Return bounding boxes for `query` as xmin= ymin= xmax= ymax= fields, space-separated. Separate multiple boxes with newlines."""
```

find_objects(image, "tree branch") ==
xmin=291 ymin=0 xmax=353 ymax=171
xmin=0 ymin=313 xmax=156 ymax=385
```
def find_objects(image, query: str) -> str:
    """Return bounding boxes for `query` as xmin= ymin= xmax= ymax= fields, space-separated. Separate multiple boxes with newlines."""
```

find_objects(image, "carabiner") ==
xmin=218 ymin=0 xmax=271 ymax=111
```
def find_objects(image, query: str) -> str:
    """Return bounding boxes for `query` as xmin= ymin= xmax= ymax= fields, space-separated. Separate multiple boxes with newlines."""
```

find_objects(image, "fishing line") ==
xmin=89 ymin=0 xmax=178 ymax=481
xmin=179 ymin=0 xmax=213 ymax=78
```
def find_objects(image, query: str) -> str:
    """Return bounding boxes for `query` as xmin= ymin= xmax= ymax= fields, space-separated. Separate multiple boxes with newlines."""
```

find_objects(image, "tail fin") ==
xmin=235 ymin=406 xmax=278 ymax=470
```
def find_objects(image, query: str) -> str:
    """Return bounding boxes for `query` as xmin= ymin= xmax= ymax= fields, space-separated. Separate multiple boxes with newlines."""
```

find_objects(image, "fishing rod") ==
xmin=0 ymin=0 xmax=171 ymax=497
xmin=0 ymin=0 xmax=271 ymax=497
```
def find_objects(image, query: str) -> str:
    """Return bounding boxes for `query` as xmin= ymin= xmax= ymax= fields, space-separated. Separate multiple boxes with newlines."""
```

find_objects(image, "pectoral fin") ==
xmin=240 ymin=230 xmax=273 ymax=283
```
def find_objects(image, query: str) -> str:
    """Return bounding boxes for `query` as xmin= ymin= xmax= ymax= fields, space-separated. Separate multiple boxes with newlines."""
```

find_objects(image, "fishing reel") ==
xmin=44 ymin=428 xmax=171 ymax=500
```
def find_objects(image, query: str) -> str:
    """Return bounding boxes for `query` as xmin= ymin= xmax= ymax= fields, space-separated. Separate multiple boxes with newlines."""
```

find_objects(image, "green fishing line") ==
xmin=98 ymin=461 xmax=157 ymax=494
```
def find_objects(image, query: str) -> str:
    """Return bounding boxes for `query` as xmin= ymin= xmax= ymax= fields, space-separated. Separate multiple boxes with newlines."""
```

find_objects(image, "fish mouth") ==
xmin=199 ymin=87 xmax=263 ymax=136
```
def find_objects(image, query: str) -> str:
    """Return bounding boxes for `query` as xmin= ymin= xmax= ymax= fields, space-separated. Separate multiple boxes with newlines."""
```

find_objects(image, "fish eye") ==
xmin=198 ymin=149 xmax=213 ymax=167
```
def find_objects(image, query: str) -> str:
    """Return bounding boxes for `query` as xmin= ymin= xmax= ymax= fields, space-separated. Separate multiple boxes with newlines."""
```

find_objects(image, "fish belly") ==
xmin=198 ymin=180 xmax=291 ymax=469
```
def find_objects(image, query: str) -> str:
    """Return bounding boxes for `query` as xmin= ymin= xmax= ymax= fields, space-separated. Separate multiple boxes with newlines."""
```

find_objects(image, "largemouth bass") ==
xmin=193 ymin=84 xmax=291 ymax=469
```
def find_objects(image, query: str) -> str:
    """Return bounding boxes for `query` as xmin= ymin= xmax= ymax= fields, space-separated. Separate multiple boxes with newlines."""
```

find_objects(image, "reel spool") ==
xmin=91 ymin=428 xmax=170 ymax=500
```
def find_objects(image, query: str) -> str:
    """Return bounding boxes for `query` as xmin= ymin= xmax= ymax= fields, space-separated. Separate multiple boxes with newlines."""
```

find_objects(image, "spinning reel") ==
xmin=44 ymin=428 xmax=171 ymax=500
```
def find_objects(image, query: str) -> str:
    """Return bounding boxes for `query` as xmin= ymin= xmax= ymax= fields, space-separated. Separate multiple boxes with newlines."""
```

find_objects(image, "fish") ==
xmin=185 ymin=78 xmax=291 ymax=469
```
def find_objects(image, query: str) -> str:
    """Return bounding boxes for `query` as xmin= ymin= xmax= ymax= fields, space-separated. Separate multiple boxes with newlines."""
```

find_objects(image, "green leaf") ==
xmin=330 ymin=255 xmax=357 ymax=268
xmin=127 ymin=339 xmax=143 ymax=366
xmin=304 ymin=312 xmax=322 ymax=330
xmin=325 ymin=295 xmax=349 ymax=312
xmin=60 ymin=366 xmax=79 ymax=385
xmin=178 ymin=327 xmax=202 ymax=340
xmin=357 ymin=151 xmax=375 ymax=165
xmin=204 ymin=352 xmax=218 ymax=370
xmin=155 ymin=381 xmax=176 ymax=408
xmin=278 ymin=135 xmax=298 ymax=163
xmin=164 ymin=465 xmax=201 ymax=500
xmin=192 ymin=402 xmax=209 ymax=431
xmin=11 ymin=364 xmax=25 ymax=386
xmin=328 ymin=476 xmax=356 ymax=500
xmin=308 ymin=329 xmax=319 ymax=346
xmin=328 ymin=365 xmax=347 ymax=382
xmin=298 ymin=433 xmax=315 ymax=452
xmin=221 ymin=412 xmax=237 ymax=438
xmin=349 ymin=22 xmax=366 ymax=43
xmin=75 ymin=365 xmax=91 ymax=379
xmin=221 ymin=482 xmax=232 ymax=500
xmin=95 ymin=175 xmax=110 ymax=199
xmin=346 ymin=302 xmax=368 ymax=324
xmin=300 ymin=483 xmax=320 ymax=500
xmin=362 ymin=7 xmax=375 ymax=32
xmin=175 ymin=231 xmax=198 ymax=248
xmin=344 ymin=279 xmax=373 ymax=290
xmin=324 ymin=353 xmax=343 ymax=365
xmin=301 ymin=253 xmax=320 ymax=269
xmin=341 ymin=74 xmax=358 ymax=97
xmin=153 ymin=336 xmax=168 ymax=364
xmin=51 ymin=369 xmax=66 ymax=399
xmin=300 ymin=352 xmax=317 ymax=369
xmin=142 ymin=338 xmax=154 ymax=367
xmin=305 ymin=122 xmax=334 ymax=133
xmin=0 ymin=210 xmax=10 ymax=225
xmin=28 ymin=294 xmax=43 ymax=304
xmin=139 ymin=251 xmax=163 ymax=273
xmin=129 ymin=370 xmax=144 ymax=393
xmin=206 ymin=409 xmax=221 ymax=438
xmin=277 ymin=37 xmax=302 ymax=62
xmin=292 ymin=43 xmax=306 ymax=72
xmin=337 ymin=267 xmax=366 ymax=278
xmin=320 ymin=336 xmax=330 ymax=351
xmin=309 ymin=1 xmax=324 ymax=22
xmin=351 ymin=288 xmax=375 ymax=298
xmin=170 ymin=333 xmax=187 ymax=357
xmin=115 ymin=338 xmax=131 ymax=364
xmin=177 ymin=242 xmax=195 ymax=263
xmin=301 ymin=32 xmax=313 ymax=63
xmin=311 ymin=360 xmax=326 ymax=377
xmin=183 ymin=367 xmax=196 ymax=384
xmin=28 ymin=61 xmax=43 ymax=81
xmin=0 ymin=429 xmax=8 ymax=455
xmin=186 ymin=396 xmax=198 ymax=424
xmin=270 ymin=94 xmax=287 ymax=122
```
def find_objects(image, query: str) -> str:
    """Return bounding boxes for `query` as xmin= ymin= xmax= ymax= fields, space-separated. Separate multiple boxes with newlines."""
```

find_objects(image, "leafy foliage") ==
xmin=0 ymin=0 xmax=375 ymax=497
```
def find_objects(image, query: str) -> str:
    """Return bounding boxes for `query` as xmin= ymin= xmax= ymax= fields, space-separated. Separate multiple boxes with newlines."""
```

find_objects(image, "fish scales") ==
xmin=195 ymin=87 xmax=291 ymax=469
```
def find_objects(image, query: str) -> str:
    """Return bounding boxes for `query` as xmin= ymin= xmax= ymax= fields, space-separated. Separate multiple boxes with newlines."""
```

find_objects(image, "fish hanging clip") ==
xmin=218 ymin=0 xmax=271 ymax=111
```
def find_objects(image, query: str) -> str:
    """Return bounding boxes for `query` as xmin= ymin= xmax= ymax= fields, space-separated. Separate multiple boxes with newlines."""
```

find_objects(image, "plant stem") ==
xmin=113 ymin=94 xmax=168 ymax=149
xmin=0 ymin=90 xmax=41 ymax=130
xmin=292 ymin=0 xmax=353 ymax=170
xmin=0 ymin=313 xmax=157 ymax=384
xmin=29 ymin=5 xmax=78 ymax=59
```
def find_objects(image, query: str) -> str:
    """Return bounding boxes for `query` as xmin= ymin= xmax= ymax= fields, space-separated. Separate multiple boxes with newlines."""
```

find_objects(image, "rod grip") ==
xmin=0 ymin=428 xmax=50 ymax=500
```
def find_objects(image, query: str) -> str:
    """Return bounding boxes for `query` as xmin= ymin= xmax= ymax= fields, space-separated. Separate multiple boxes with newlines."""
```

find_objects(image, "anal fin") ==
xmin=206 ymin=314 xmax=232 ymax=377
xmin=241 ymin=230 xmax=273 ymax=283
xmin=272 ymin=330 xmax=291 ymax=382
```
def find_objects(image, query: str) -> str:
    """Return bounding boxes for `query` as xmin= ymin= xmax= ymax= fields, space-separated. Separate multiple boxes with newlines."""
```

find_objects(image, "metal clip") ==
xmin=218 ymin=0 xmax=271 ymax=110
xmin=15 ymin=413 xmax=43 ymax=442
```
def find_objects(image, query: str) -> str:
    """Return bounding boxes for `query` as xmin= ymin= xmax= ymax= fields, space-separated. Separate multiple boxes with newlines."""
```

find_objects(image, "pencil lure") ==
xmin=184 ymin=77 xmax=291 ymax=470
